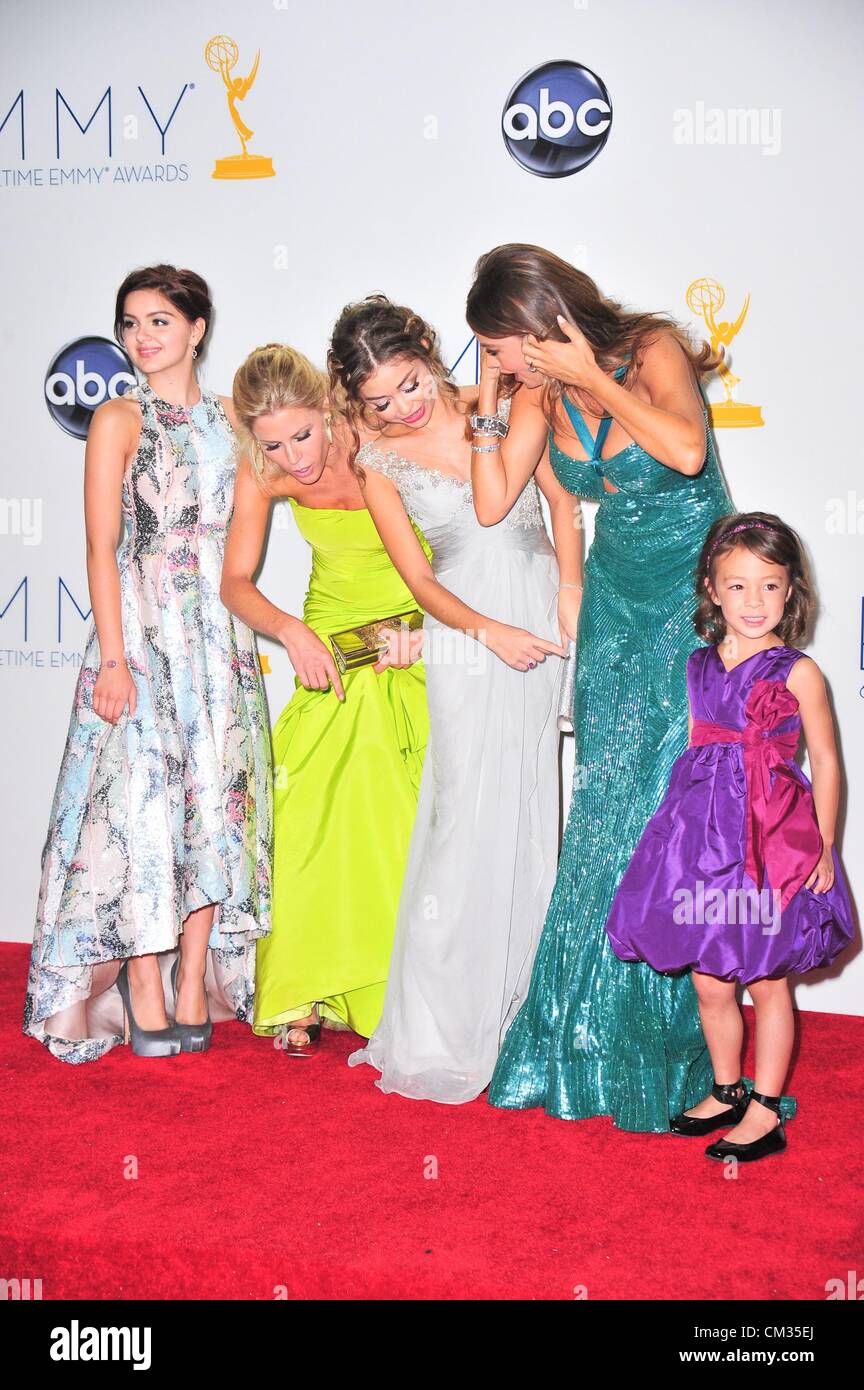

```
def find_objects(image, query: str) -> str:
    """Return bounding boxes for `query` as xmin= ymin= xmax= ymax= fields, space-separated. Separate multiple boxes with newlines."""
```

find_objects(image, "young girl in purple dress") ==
xmin=605 ymin=513 xmax=854 ymax=1162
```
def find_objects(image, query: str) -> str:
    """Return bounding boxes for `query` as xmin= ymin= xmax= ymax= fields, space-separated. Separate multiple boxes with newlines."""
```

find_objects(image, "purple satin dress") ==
xmin=605 ymin=644 xmax=854 ymax=984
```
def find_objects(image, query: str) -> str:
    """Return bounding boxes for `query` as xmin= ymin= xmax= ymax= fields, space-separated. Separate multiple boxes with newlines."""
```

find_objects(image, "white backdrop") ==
xmin=2 ymin=0 xmax=860 ymax=1014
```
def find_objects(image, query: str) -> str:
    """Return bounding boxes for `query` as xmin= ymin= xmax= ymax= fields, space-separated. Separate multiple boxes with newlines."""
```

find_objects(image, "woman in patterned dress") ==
xmin=23 ymin=264 xmax=272 ymax=1063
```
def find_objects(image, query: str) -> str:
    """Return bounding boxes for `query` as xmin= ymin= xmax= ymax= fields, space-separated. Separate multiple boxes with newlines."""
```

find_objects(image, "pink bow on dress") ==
xmin=689 ymin=678 xmax=822 ymax=913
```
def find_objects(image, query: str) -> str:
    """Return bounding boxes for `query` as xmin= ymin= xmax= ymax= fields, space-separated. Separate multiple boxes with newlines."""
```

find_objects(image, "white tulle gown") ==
xmin=347 ymin=439 xmax=560 ymax=1103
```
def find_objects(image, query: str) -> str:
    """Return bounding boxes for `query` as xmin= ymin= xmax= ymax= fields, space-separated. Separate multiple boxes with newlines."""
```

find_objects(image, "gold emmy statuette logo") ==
xmin=205 ymin=35 xmax=275 ymax=180
xmin=259 ymin=653 xmax=272 ymax=675
xmin=686 ymin=278 xmax=763 ymax=428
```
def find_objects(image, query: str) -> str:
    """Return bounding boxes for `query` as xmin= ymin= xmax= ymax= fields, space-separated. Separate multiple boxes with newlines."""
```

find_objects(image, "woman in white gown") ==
xmin=329 ymin=296 xmax=582 ymax=1102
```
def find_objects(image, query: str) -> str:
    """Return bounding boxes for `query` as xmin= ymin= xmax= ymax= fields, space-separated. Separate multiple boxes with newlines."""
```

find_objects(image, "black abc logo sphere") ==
xmin=502 ymin=61 xmax=613 ymax=178
xmin=44 ymin=337 xmax=136 ymax=439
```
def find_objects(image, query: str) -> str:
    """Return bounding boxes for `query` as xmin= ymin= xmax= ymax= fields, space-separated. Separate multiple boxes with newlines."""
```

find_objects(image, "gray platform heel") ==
xmin=116 ymin=960 xmax=181 ymax=1058
xmin=170 ymin=956 xmax=213 ymax=1054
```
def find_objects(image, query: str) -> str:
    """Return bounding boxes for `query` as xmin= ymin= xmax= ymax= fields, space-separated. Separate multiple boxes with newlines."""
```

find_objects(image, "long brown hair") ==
xmin=465 ymin=243 xmax=720 ymax=428
xmin=328 ymin=294 xmax=463 ymax=469
xmin=694 ymin=512 xmax=814 ymax=645
xmin=114 ymin=264 xmax=212 ymax=356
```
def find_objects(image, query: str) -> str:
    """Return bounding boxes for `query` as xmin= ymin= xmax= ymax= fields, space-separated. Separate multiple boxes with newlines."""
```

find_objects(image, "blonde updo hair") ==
xmin=232 ymin=343 xmax=329 ymax=492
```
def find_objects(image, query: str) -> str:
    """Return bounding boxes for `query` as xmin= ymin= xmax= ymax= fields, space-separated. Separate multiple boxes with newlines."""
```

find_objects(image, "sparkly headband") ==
xmin=707 ymin=520 xmax=772 ymax=561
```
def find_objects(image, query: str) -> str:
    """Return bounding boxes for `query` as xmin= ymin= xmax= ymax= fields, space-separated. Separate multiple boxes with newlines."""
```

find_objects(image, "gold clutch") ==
xmin=329 ymin=608 xmax=424 ymax=674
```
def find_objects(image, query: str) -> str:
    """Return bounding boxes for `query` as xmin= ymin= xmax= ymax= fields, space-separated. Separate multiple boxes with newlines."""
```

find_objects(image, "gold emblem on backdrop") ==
xmin=205 ymin=35 xmax=276 ymax=180
xmin=686 ymin=278 xmax=763 ymax=427
xmin=259 ymin=654 xmax=272 ymax=675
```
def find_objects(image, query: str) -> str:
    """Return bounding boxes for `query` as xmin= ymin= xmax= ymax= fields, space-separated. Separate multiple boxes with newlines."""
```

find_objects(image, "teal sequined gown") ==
xmin=488 ymin=376 xmax=733 ymax=1130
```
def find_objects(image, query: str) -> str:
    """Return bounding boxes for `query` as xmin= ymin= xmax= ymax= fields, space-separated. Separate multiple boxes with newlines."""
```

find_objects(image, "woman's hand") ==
xmin=483 ymin=621 xmax=567 ymax=673
xmin=557 ymin=585 xmax=583 ymax=644
xmin=477 ymin=347 xmax=502 ymax=416
xmin=373 ymin=626 xmax=425 ymax=672
xmin=92 ymin=661 xmax=137 ymax=725
xmin=279 ymin=618 xmax=345 ymax=700
xmin=523 ymin=315 xmax=599 ymax=388
xmin=804 ymin=845 xmax=835 ymax=894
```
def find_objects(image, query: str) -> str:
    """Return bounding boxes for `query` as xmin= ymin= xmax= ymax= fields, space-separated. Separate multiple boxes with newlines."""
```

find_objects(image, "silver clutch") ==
xmin=557 ymin=639 xmax=577 ymax=733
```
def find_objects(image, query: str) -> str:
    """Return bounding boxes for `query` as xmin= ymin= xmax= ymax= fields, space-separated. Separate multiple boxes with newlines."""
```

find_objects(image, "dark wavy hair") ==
xmin=327 ymin=294 xmax=464 ymax=468
xmin=114 ymin=264 xmax=212 ymax=356
xmin=694 ymin=512 xmax=813 ymax=645
xmin=466 ymin=242 xmax=721 ymax=429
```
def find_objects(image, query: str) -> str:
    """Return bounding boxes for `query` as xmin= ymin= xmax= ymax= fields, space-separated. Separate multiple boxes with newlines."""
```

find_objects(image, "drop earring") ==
xmin=192 ymin=346 xmax=198 ymax=360
xmin=324 ymin=412 xmax=333 ymax=445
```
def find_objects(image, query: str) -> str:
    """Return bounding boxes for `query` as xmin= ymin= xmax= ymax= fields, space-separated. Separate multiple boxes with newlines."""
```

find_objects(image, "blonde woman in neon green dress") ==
xmin=222 ymin=344 xmax=429 ymax=1051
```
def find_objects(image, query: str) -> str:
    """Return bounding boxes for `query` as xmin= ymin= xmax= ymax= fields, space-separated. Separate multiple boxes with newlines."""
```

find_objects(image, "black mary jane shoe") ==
xmin=705 ymin=1090 xmax=787 ymax=1163
xmin=669 ymin=1079 xmax=748 ymax=1137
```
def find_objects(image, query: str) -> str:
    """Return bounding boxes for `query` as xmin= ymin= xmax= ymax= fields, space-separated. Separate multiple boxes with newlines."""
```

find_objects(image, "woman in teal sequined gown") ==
xmin=467 ymin=244 xmax=733 ymax=1130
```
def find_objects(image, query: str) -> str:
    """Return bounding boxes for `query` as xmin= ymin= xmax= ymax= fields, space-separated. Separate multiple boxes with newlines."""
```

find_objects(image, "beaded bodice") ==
xmin=357 ymin=444 xmax=545 ymax=532
xmin=357 ymin=395 xmax=543 ymax=534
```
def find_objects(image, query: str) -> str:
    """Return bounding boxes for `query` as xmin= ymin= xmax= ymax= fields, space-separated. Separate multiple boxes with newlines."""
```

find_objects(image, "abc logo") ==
xmin=45 ymin=337 xmax=136 ymax=439
xmin=502 ymin=61 xmax=612 ymax=178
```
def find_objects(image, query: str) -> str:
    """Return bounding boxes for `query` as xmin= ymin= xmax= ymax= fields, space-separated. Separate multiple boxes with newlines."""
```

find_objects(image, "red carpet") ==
xmin=1 ymin=942 xmax=861 ymax=1301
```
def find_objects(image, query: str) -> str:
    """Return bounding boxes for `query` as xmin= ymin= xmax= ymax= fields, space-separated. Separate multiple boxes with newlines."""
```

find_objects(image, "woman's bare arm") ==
xmin=221 ymin=463 xmax=291 ymax=639
xmin=526 ymin=325 xmax=707 ymax=476
xmin=535 ymin=449 xmax=584 ymax=643
xmin=536 ymin=449 xmax=583 ymax=585
xmin=221 ymin=462 xmax=345 ymax=698
xmin=84 ymin=400 xmax=139 ymax=723
xmin=84 ymin=402 xmax=133 ymax=662
xmin=362 ymin=468 xmax=565 ymax=671
xmin=787 ymin=656 xmax=839 ymax=892
xmin=471 ymin=356 xmax=549 ymax=525
xmin=362 ymin=468 xmax=499 ymax=639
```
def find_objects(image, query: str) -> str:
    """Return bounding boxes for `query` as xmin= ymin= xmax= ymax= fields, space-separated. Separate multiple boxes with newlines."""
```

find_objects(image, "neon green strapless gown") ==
xmin=253 ymin=500 xmax=428 ymax=1038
